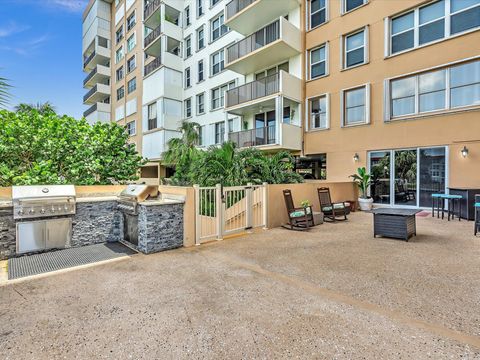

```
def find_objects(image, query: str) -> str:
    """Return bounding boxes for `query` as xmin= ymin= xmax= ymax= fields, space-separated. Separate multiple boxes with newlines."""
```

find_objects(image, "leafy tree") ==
xmin=0 ymin=76 xmax=11 ymax=109
xmin=14 ymin=101 xmax=56 ymax=116
xmin=0 ymin=109 xmax=145 ymax=186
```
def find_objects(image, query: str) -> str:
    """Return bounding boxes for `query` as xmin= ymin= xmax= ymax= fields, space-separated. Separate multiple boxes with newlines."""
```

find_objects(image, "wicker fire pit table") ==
xmin=371 ymin=208 xmax=421 ymax=241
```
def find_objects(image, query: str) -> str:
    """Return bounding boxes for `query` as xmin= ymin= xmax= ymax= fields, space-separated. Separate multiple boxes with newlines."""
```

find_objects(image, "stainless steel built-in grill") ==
xmin=12 ymin=185 xmax=76 ymax=220
xmin=117 ymin=185 xmax=158 ymax=215
xmin=118 ymin=185 xmax=159 ymax=247
xmin=12 ymin=185 xmax=76 ymax=254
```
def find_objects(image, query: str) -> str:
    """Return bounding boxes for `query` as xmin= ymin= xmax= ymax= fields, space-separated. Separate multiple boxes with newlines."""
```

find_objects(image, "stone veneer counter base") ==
xmin=136 ymin=202 xmax=184 ymax=254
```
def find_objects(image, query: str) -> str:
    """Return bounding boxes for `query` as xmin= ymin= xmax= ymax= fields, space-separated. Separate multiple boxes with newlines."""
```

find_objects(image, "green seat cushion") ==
xmin=322 ymin=203 xmax=347 ymax=212
xmin=290 ymin=210 xmax=307 ymax=218
xmin=290 ymin=207 xmax=312 ymax=218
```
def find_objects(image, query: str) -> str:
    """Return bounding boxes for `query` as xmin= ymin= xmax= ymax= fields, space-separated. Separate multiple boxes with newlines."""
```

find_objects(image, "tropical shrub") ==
xmin=163 ymin=123 xmax=303 ymax=187
xmin=0 ymin=109 xmax=145 ymax=186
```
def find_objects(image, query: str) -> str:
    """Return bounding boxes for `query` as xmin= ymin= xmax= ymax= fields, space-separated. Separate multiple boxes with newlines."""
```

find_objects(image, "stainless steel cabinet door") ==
xmin=45 ymin=219 xmax=72 ymax=249
xmin=17 ymin=221 xmax=46 ymax=253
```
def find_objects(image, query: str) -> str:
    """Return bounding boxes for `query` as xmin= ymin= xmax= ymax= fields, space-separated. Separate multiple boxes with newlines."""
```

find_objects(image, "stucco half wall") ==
xmin=266 ymin=182 xmax=358 ymax=229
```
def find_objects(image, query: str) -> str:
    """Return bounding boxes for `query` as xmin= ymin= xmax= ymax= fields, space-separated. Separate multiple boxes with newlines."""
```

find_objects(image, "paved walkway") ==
xmin=1 ymin=212 xmax=480 ymax=359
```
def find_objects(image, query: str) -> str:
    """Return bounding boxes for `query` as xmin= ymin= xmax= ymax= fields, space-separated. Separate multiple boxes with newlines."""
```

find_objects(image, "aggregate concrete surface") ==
xmin=1 ymin=212 xmax=480 ymax=359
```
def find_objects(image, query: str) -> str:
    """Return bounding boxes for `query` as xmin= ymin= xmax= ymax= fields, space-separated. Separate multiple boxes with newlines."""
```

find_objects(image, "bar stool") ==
xmin=444 ymin=194 xmax=462 ymax=221
xmin=475 ymin=195 xmax=480 ymax=236
xmin=431 ymin=193 xmax=443 ymax=218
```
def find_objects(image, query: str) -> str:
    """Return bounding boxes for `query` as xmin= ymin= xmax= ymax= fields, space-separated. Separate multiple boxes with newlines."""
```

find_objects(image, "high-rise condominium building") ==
xmin=303 ymin=0 xmax=480 ymax=208
xmin=82 ymin=0 xmax=480 ymax=210
xmin=82 ymin=0 xmax=304 ymax=182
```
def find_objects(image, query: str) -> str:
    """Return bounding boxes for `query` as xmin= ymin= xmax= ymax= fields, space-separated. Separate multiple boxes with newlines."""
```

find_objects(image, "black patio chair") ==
xmin=282 ymin=189 xmax=314 ymax=231
xmin=317 ymin=187 xmax=349 ymax=222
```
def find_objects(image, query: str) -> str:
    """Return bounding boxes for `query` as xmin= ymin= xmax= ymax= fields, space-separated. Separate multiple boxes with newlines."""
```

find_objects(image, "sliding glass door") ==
xmin=369 ymin=147 xmax=447 ymax=208
xmin=419 ymin=147 xmax=446 ymax=207
xmin=394 ymin=149 xmax=417 ymax=206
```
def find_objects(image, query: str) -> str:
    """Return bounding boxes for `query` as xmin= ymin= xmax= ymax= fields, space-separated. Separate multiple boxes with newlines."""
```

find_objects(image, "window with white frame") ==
xmin=388 ymin=59 xmax=480 ymax=119
xmin=184 ymin=98 xmax=192 ymax=118
xmin=211 ymin=81 xmax=235 ymax=110
xmin=342 ymin=85 xmax=369 ymax=126
xmin=389 ymin=0 xmax=480 ymax=56
xmin=127 ymin=12 xmax=136 ymax=31
xmin=309 ymin=44 xmax=327 ymax=79
xmin=126 ymin=121 xmax=136 ymax=136
xmin=127 ymin=55 xmax=136 ymax=72
xmin=211 ymin=0 xmax=221 ymax=8
xmin=343 ymin=0 xmax=367 ymax=13
xmin=128 ymin=77 xmax=136 ymax=93
xmin=309 ymin=0 xmax=326 ymax=29
xmin=197 ymin=93 xmax=205 ymax=114
xmin=309 ymin=95 xmax=328 ymax=130
xmin=215 ymin=122 xmax=225 ymax=144
xmin=148 ymin=103 xmax=157 ymax=130
xmin=185 ymin=6 xmax=191 ymax=26
xmin=197 ymin=0 xmax=204 ymax=17
xmin=185 ymin=36 xmax=192 ymax=58
xmin=185 ymin=67 xmax=191 ymax=88
xmin=228 ymin=119 xmax=234 ymax=133
xmin=127 ymin=34 xmax=136 ymax=52
xmin=116 ymin=66 xmax=124 ymax=81
xmin=211 ymin=13 xmax=228 ymax=42
xmin=115 ymin=46 xmax=124 ymax=63
xmin=198 ymin=125 xmax=204 ymax=146
xmin=198 ymin=60 xmax=204 ymax=82
xmin=211 ymin=49 xmax=224 ymax=75
xmin=343 ymin=28 xmax=367 ymax=69
xmin=117 ymin=86 xmax=125 ymax=100
xmin=197 ymin=27 xmax=205 ymax=50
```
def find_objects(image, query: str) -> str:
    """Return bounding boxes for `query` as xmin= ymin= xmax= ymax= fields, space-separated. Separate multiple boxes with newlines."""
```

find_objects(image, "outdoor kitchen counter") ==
xmin=135 ymin=200 xmax=184 ymax=254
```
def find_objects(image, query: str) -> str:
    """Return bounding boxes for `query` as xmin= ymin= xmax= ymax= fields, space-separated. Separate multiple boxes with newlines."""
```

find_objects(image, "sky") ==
xmin=0 ymin=0 xmax=89 ymax=118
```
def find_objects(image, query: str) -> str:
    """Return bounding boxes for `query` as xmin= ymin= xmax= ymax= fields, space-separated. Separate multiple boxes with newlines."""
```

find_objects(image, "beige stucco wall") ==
xmin=304 ymin=0 xmax=480 ymax=186
xmin=266 ymin=182 xmax=358 ymax=228
xmin=111 ymin=0 xmax=144 ymax=154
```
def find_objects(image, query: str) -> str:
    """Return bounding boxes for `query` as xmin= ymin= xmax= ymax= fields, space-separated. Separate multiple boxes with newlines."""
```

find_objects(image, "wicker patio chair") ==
xmin=317 ymin=187 xmax=349 ymax=222
xmin=282 ymin=189 xmax=314 ymax=230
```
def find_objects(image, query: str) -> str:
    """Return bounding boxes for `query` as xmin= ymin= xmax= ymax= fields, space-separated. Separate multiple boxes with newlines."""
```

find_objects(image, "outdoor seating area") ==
xmin=1 ymin=211 xmax=479 ymax=358
xmin=282 ymin=187 xmax=351 ymax=230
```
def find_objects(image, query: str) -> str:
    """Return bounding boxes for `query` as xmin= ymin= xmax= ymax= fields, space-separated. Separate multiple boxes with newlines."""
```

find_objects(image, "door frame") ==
xmin=367 ymin=145 xmax=449 ymax=209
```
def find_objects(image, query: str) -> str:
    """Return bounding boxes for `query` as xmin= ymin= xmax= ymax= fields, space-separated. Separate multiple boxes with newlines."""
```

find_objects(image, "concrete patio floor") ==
xmin=1 ymin=212 xmax=480 ymax=359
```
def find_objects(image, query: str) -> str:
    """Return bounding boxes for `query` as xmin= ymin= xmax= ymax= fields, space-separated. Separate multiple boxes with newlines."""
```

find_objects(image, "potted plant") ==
xmin=350 ymin=167 xmax=374 ymax=211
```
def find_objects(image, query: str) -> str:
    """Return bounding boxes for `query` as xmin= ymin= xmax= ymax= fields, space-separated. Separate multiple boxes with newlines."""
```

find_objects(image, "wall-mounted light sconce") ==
xmin=353 ymin=153 xmax=360 ymax=162
xmin=461 ymin=146 xmax=469 ymax=158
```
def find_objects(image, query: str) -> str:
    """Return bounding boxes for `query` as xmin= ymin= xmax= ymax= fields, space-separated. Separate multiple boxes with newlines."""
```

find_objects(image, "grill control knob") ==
xmin=40 ymin=208 xmax=46 ymax=214
xmin=18 ymin=209 xmax=24 ymax=216
xmin=51 ymin=207 xmax=56 ymax=213
xmin=29 ymin=209 xmax=35 ymax=215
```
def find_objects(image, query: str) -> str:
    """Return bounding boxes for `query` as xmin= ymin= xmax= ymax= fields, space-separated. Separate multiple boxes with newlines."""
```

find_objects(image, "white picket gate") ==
xmin=193 ymin=183 xmax=268 ymax=245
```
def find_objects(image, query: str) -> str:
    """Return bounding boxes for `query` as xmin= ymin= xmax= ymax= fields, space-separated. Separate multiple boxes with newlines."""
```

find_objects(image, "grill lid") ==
xmin=12 ymin=185 xmax=76 ymax=200
xmin=119 ymin=185 xmax=158 ymax=203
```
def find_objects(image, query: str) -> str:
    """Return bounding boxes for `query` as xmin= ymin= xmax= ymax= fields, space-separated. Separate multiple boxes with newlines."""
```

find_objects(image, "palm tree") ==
xmin=162 ymin=120 xmax=201 ymax=185
xmin=0 ymin=76 xmax=12 ymax=109
xmin=191 ymin=141 xmax=250 ymax=186
xmin=14 ymin=102 xmax=56 ymax=115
